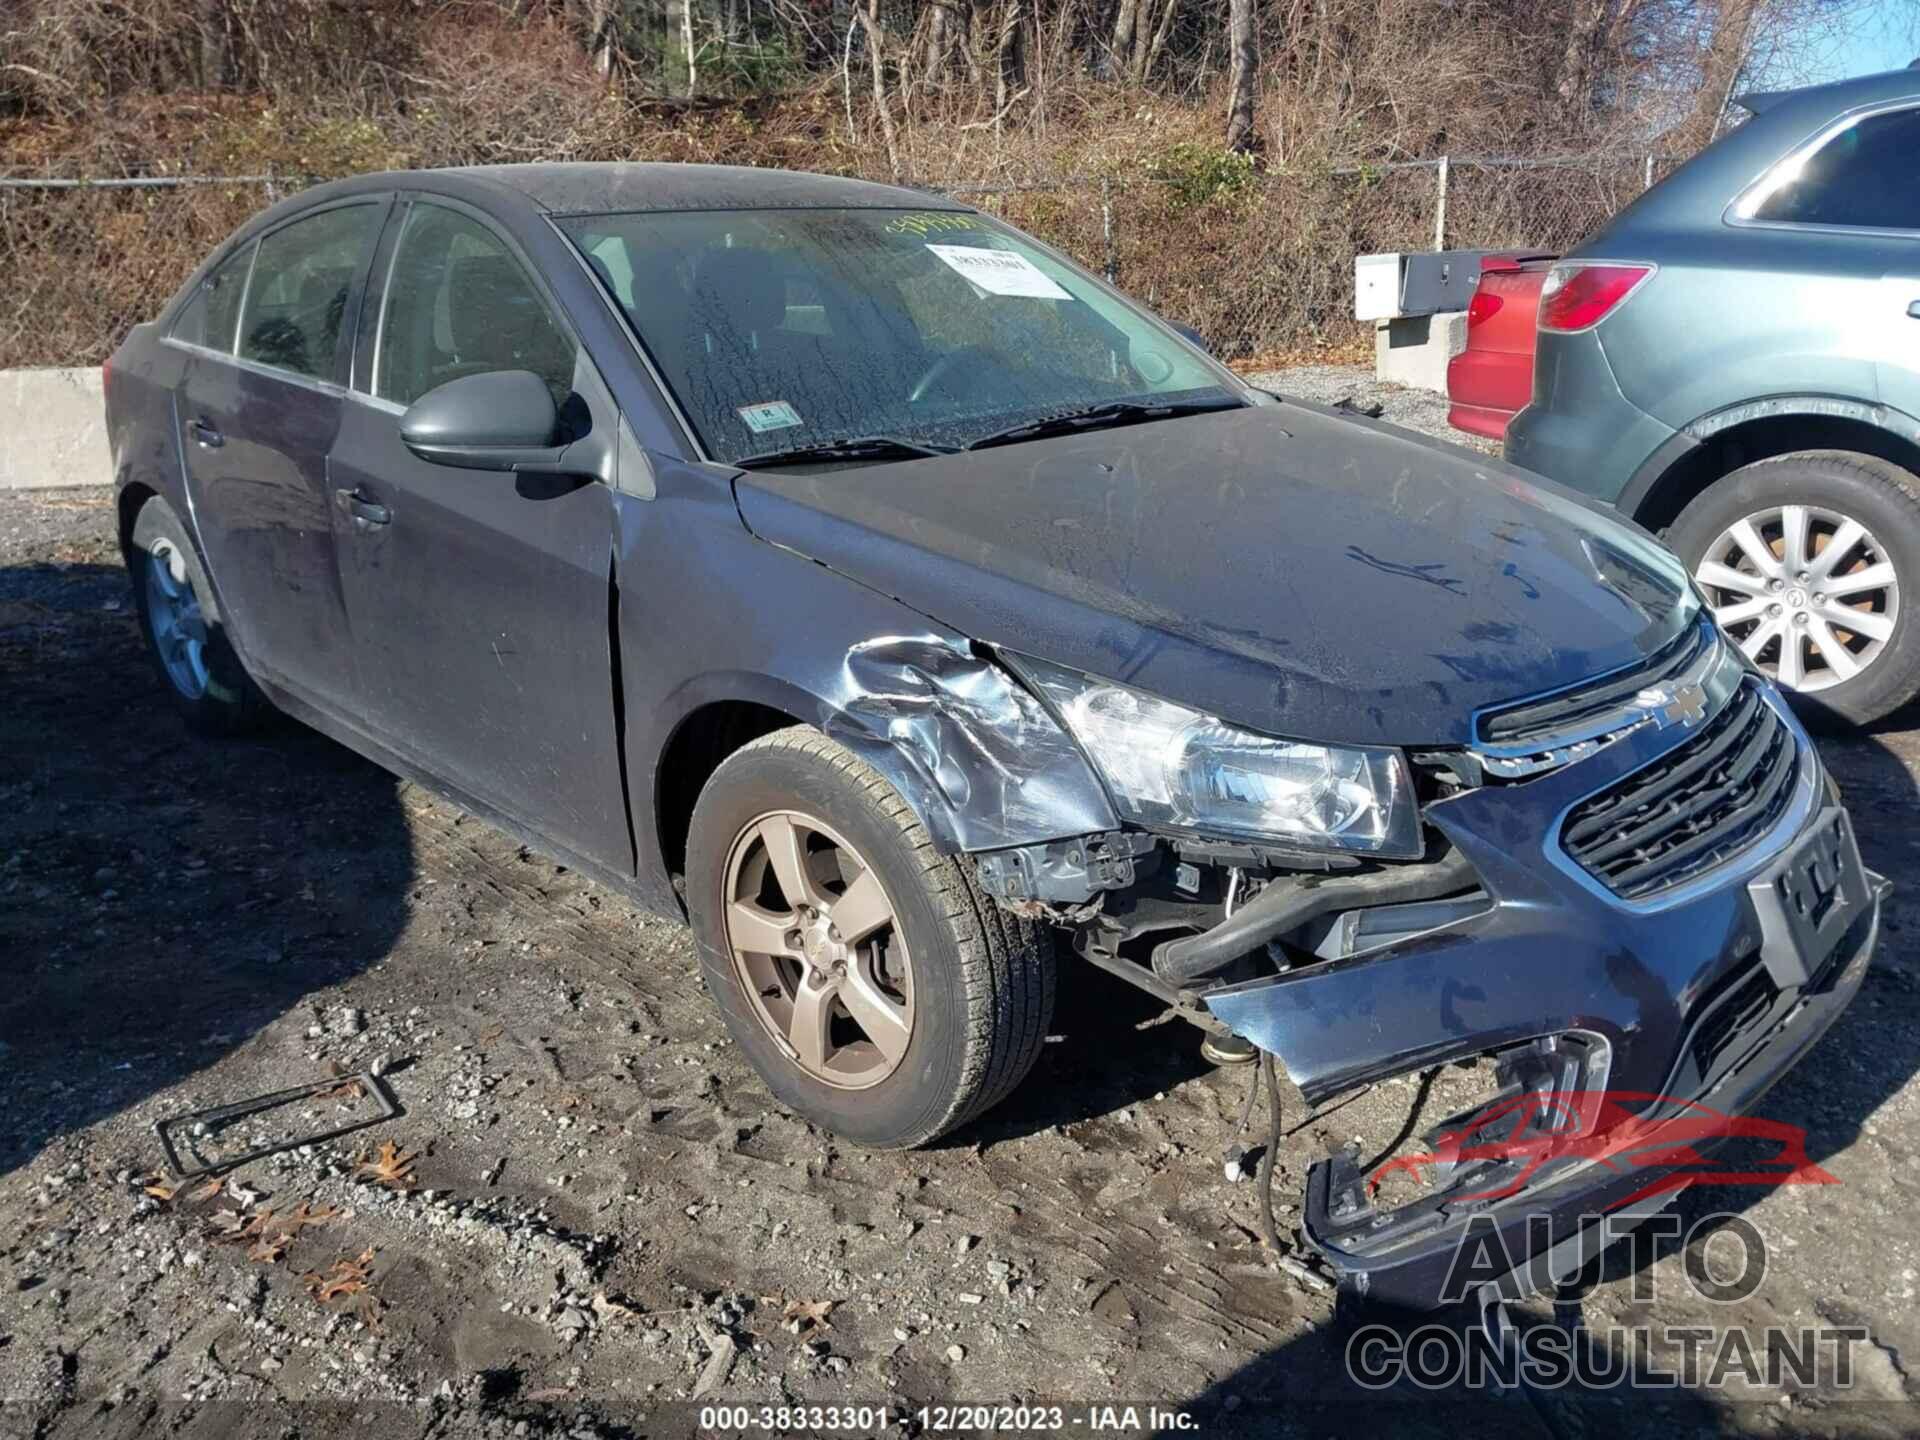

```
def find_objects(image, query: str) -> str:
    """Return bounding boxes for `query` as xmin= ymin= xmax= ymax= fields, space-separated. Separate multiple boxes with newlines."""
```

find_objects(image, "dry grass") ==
xmin=0 ymin=0 xmax=1697 ymax=368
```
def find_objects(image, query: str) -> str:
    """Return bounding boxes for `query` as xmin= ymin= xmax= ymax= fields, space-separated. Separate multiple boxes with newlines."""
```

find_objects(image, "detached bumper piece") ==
xmin=1302 ymin=890 xmax=1877 ymax=1308
xmin=1200 ymin=682 xmax=1882 ymax=1309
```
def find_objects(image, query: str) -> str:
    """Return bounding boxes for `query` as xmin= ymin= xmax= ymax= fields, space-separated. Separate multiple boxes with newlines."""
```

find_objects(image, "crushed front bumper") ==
xmin=1202 ymin=685 xmax=1881 ymax=1308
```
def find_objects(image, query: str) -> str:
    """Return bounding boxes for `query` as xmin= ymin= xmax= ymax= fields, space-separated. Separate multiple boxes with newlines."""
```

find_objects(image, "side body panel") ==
xmin=612 ymin=457 xmax=1118 ymax=917
xmin=327 ymin=397 xmax=632 ymax=871
xmin=1601 ymin=232 xmax=1891 ymax=437
xmin=174 ymin=354 xmax=357 ymax=704
xmin=105 ymin=324 xmax=191 ymax=529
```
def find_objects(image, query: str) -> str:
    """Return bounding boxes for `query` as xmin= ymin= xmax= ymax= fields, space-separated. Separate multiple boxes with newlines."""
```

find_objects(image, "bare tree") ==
xmin=856 ymin=0 xmax=903 ymax=177
xmin=1225 ymin=0 xmax=1257 ymax=151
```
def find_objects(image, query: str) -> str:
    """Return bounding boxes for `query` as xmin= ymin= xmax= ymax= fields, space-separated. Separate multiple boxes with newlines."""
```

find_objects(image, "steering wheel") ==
xmin=908 ymin=346 xmax=994 ymax=405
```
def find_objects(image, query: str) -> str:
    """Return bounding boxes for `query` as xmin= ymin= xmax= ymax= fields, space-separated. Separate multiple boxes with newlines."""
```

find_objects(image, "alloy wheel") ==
xmin=721 ymin=810 xmax=914 ymax=1090
xmin=145 ymin=538 xmax=212 ymax=700
xmin=1692 ymin=503 xmax=1899 ymax=692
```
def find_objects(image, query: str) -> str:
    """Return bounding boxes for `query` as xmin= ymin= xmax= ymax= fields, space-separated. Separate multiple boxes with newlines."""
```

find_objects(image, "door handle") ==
xmin=189 ymin=418 xmax=223 ymax=448
xmin=337 ymin=487 xmax=391 ymax=528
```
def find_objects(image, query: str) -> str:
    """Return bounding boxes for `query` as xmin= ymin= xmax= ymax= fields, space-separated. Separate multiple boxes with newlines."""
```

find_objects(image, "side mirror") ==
xmin=1170 ymin=321 xmax=1210 ymax=353
xmin=399 ymin=370 xmax=567 ymax=472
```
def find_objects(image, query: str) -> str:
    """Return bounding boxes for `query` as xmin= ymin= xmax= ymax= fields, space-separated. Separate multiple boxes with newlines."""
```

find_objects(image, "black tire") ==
xmin=127 ymin=495 xmax=272 ymax=735
xmin=686 ymin=726 xmax=1054 ymax=1148
xmin=1667 ymin=450 xmax=1920 ymax=728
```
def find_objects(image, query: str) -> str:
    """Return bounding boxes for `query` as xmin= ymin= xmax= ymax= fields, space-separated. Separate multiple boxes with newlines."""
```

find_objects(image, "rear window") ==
xmin=1748 ymin=106 xmax=1920 ymax=230
xmin=170 ymin=245 xmax=253 ymax=353
xmin=236 ymin=204 xmax=381 ymax=381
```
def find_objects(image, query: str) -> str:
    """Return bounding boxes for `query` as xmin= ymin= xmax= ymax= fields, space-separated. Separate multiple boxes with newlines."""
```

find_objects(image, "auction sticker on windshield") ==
xmin=926 ymin=244 xmax=1071 ymax=300
xmin=737 ymin=400 xmax=804 ymax=433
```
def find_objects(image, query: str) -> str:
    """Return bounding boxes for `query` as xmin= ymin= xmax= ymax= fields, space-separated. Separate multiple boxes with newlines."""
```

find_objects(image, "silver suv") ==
xmin=1506 ymin=64 xmax=1920 ymax=725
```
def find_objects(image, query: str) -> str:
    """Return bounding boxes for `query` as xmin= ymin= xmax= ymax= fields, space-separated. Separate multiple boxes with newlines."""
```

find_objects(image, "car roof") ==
xmin=298 ymin=162 xmax=971 ymax=217
xmin=1735 ymin=62 xmax=1920 ymax=118
xmin=1574 ymin=64 xmax=1920 ymax=249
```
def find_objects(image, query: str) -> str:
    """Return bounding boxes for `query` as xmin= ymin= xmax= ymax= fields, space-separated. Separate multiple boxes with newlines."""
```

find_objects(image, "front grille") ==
xmin=1561 ymin=682 xmax=1799 ymax=900
xmin=1687 ymin=956 xmax=1778 ymax=1076
xmin=1481 ymin=621 xmax=1712 ymax=748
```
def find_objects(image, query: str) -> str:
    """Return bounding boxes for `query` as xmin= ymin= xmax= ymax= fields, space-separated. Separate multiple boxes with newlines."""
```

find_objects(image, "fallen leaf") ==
xmin=143 ymin=1181 xmax=178 ymax=1202
xmin=279 ymin=1200 xmax=343 ymax=1232
xmin=204 ymin=1210 xmax=252 ymax=1241
xmin=188 ymin=1178 xmax=225 ymax=1203
xmin=303 ymin=1247 xmax=376 ymax=1303
xmin=354 ymin=1140 xmax=418 ymax=1191
xmin=590 ymin=1291 xmax=652 ymax=1323
xmin=781 ymin=1297 xmax=836 ymax=1333
xmin=243 ymin=1201 xmax=341 ymax=1265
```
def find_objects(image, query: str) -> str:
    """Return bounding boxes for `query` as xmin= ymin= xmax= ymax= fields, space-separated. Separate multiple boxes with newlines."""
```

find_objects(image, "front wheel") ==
xmin=1669 ymin=451 xmax=1920 ymax=727
xmin=685 ymin=727 xmax=1054 ymax=1148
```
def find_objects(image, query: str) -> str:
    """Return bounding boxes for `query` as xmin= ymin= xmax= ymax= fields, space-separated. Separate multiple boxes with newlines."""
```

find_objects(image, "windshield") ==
xmin=558 ymin=207 xmax=1244 ymax=464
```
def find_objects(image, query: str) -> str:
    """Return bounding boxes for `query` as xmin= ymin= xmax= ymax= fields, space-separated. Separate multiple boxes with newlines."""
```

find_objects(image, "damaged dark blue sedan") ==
xmin=105 ymin=163 xmax=1882 ymax=1308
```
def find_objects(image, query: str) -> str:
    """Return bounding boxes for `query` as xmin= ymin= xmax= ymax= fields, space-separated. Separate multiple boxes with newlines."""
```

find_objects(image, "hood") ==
xmin=733 ymin=402 xmax=1694 ymax=746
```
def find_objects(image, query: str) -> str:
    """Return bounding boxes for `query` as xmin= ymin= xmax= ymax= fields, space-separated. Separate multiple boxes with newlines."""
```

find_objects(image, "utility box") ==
xmin=1355 ymin=250 xmax=1494 ymax=321
xmin=1400 ymin=250 xmax=1491 ymax=316
xmin=1356 ymin=248 xmax=1504 ymax=396
xmin=1354 ymin=253 xmax=1405 ymax=321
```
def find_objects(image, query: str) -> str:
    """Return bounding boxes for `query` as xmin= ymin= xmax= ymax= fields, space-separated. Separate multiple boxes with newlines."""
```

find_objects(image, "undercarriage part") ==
xmin=1151 ymin=842 xmax=1478 ymax=985
xmin=1255 ymin=1052 xmax=1286 ymax=1257
xmin=975 ymin=830 xmax=1159 ymax=907
xmin=1309 ymin=1033 xmax=1611 ymax=1263
xmin=1071 ymin=927 xmax=1229 ymax=1034
xmin=1305 ymin=891 xmax=1492 ymax=962
xmin=1201 ymin=1031 xmax=1258 ymax=1066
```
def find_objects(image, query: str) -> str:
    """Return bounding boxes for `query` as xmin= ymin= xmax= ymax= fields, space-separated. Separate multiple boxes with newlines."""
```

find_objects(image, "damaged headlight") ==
xmin=1014 ymin=659 xmax=1421 ymax=857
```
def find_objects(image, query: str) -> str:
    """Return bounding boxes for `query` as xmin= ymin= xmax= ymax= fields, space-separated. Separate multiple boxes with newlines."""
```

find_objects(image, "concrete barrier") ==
xmin=1372 ymin=312 xmax=1468 ymax=395
xmin=1 ymin=367 xmax=112 ymax=489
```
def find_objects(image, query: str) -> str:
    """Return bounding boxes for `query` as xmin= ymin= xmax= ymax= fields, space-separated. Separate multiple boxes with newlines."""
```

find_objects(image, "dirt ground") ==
xmin=5 ymin=478 xmax=1920 ymax=1440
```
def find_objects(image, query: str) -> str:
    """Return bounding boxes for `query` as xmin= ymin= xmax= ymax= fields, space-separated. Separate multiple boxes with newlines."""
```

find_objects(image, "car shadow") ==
xmin=0 ymin=560 xmax=413 ymax=1180
xmin=943 ymin=944 xmax=1217 ymax=1148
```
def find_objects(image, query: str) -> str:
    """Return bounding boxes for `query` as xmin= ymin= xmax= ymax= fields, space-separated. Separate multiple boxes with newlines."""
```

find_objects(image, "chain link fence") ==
xmin=1 ymin=152 xmax=1680 ymax=373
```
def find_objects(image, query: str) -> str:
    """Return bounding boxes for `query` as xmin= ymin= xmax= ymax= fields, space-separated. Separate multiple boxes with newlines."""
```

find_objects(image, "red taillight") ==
xmin=1537 ymin=263 xmax=1653 ymax=333
xmin=1467 ymin=289 xmax=1504 ymax=328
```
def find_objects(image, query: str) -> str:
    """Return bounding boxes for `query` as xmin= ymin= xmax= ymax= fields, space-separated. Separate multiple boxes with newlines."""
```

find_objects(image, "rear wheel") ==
xmin=1669 ymin=451 xmax=1920 ymax=727
xmin=128 ymin=497 xmax=271 ymax=734
xmin=686 ymin=727 xmax=1054 ymax=1148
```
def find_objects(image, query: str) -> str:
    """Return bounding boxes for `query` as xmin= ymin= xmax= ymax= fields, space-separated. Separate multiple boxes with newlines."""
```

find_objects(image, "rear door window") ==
xmin=374 ymin=202 xmax=578 ymax=409
xmin=170 ymin=244 xmax=254 ymax=353
xmin=237 ymin=203 xmax=381 ymax=381
xmin=1750 ymin=106 xmax=1920 ymax=230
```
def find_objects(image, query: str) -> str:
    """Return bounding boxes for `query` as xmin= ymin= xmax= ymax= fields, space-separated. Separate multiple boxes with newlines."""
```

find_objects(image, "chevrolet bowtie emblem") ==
xmin=1636 ymin=681 xmax=1709 ymax=729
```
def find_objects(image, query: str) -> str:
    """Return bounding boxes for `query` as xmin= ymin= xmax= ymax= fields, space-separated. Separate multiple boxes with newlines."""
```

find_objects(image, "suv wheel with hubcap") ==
xmin=1668 ymin=450 xmax=1920 ymax=726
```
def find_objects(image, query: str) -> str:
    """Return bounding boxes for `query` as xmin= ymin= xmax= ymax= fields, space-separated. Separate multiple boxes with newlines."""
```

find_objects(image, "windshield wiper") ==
xmin=964 ymin=397 xmax=1243 ymax=451
xmin=734 ymin=435 xmax=957 ymax=469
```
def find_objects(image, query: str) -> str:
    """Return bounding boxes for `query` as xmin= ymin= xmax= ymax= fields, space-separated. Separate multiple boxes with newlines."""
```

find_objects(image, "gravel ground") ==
xmin=1245 ymin=363 xmax=1494 ymax=453
xmin=4 ymin=445 xmax=1920 ymax=1439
